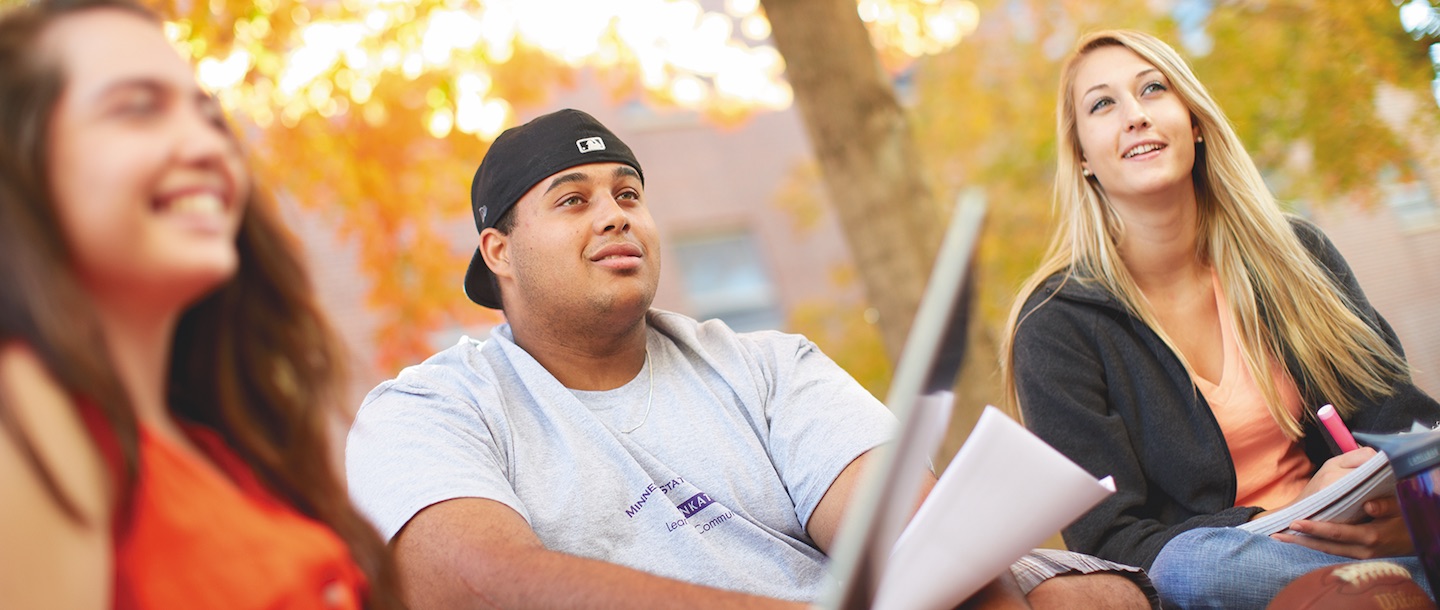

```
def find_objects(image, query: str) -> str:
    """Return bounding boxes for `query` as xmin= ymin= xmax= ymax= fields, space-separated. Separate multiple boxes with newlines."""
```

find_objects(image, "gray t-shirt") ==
xmin=346 ymin=309 xmax=896 ymax=601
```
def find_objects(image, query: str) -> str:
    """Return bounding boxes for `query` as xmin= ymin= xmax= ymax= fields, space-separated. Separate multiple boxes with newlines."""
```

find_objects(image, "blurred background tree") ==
xmin=146 ymin=0 xmax=979 ymax=370
xmin=908 ymin=0 xmax=1440 ymax=459
xmin=917 ymin=0 xmax=1440 ymax=323
xmin=131 ymin=0 xmax=1440 ymax=455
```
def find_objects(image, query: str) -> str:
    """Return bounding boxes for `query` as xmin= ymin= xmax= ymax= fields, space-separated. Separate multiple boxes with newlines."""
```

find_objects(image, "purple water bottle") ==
xmin=1356 ymin=425 xmax=1440 ymax=593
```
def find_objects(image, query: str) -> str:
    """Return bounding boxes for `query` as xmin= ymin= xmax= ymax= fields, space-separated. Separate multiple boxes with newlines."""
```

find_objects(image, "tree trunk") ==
xmin=762 ymin=0 xmax=945 ymax=364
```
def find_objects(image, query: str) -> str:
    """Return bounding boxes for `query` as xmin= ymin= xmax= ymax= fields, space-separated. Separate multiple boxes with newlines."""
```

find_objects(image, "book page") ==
xmin=871 ymin=406 xmax=1116 ymax=610
xmin=1238 ymin=451 xmax=1393 ymax=536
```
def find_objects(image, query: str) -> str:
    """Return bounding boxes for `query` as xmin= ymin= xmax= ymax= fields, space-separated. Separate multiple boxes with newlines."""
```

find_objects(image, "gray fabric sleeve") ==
xmin=757 ymin=334 xmax=897 ymax=530
xmin=345 ymin=378 xmax=524 ymax=542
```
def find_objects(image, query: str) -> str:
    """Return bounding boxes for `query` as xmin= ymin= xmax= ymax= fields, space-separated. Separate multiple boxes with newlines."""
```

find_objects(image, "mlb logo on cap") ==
xmin=465 ymin=108 xmax=643 ymax=309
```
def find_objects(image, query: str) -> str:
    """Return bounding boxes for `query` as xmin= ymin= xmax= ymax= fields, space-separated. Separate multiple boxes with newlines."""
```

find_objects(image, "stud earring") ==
xmin=1082 ymin=167 xmax=1092 ymax=177
xmin=1195 ymin=135 xmax=1204 ymax=143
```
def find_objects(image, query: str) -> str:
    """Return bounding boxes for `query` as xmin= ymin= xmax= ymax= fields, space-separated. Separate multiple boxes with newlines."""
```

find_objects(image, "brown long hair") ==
xmin=0 ymin=1 xmax=402 ymax=607
xmin=0 ymin=0 xmax=141 ymax=522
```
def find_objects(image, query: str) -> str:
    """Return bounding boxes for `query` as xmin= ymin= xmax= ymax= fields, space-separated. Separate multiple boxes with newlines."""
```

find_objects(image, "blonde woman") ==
xmin=1001 ymin=30 xmax=1439 ymax=608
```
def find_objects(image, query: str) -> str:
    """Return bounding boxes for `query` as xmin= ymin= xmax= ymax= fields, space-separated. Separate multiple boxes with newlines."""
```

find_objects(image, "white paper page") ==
xmin=857 ymin=391 xmax=958 ymax=593
xmin=1239 ymin=451 xmax=1393 ymax=535
xmin=872 ymin=406 xmax=1116 ymax=610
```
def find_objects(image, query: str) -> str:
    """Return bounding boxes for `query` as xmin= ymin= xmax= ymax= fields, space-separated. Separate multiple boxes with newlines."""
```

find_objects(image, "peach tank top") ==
xmin=1191 ymin=272 xmax=1311 ymax=509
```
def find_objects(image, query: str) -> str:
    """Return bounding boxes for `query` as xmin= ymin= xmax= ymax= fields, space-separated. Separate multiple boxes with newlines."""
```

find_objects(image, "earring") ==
xmin=1195 ymin=135 xmax=1204 ymax=143
xmin=1082 ymin=167 xmax=1092 ymax=177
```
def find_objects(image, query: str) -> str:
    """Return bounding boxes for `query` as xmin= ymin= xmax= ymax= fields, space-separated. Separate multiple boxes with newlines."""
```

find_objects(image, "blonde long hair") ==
xmin=1000 ymin=29 xmax=1408 ymax=438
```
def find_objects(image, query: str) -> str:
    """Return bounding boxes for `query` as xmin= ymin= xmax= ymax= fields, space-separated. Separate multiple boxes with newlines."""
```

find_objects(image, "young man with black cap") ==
xmin=345 ymin=108 xmax=1155 ymax=609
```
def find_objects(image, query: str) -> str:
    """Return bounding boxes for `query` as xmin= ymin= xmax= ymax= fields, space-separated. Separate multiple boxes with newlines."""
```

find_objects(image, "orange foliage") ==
xmin=140 ymin=0 xmax=803 ymax=370
xmin=130 ymin=0 xmax=1436 ymax=376
xmin=909 ymin=0 xmax=1439 ymax=416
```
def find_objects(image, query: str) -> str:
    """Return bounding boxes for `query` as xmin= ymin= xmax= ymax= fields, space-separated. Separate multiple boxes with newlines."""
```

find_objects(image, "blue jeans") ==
xmin=1148 ymin=527 xmax=1434 ymax=609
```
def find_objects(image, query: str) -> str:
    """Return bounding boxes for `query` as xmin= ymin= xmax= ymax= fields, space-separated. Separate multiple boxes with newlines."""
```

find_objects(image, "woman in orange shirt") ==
xmin=0 ymin=1 xmax=402 ymax=608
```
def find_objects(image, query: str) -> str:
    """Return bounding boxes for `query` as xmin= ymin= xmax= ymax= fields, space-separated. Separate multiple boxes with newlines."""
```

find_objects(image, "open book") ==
xmin=1238 ymin=451 xmax=1393 ymax=536
xmin=868 ymin=406 xmax=1117 ymax=610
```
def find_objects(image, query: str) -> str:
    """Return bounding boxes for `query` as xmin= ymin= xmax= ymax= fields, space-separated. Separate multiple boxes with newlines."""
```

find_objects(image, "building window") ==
xmin=672 ymin=230 xmax=782 ymax=332
xmin=1386 ymin=180 xmax=1440 ymax=229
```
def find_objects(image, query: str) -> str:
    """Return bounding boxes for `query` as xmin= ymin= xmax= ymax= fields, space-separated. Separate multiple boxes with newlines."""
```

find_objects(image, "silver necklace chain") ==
xmin=618 ymin=348 xmax=653 ymax=434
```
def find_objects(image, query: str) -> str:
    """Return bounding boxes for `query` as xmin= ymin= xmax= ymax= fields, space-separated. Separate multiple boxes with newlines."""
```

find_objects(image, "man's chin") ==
xmin=591 ymin=287 xmax=656 ymax=319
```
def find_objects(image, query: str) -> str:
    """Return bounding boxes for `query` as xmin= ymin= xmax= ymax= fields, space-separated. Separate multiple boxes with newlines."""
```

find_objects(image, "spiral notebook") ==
xmin=1239 ymin=451 xmax=1393 ymax=536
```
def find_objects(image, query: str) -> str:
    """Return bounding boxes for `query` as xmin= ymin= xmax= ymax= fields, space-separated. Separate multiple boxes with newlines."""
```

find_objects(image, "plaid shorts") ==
xmin=1011 ymin=548 xmax=1162 ymax=609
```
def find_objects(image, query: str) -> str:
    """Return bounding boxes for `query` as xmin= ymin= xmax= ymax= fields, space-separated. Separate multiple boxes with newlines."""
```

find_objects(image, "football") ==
xmin=1266 ymin=561 xmax=1433 ymax=610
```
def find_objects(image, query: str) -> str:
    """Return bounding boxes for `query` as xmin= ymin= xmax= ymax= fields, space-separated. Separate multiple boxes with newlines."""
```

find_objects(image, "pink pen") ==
xmin=1318 ymin=404 xmax=1360 ymax=453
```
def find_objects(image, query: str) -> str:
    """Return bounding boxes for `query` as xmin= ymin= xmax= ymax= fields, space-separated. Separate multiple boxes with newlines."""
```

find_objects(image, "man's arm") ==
xmin=803 ymin=448 xmax=936 ymax=553
xmin=394 ymin=497 xmax=810 ymax=610
xmin=804 ymin=449 xmax=1032 ymax=610
xmin=802 ymin=449 xmax=1151 ymax=610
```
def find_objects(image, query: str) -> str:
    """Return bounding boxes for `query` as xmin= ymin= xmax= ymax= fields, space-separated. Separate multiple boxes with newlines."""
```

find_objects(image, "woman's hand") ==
xmin=1272 ymin=496 xmax=1416 ymax=558
xmin=1248 ymin=449 xmax=1376 ymax=524
xmin=1294 ymin=448 xmax=1379 ymax=503
xmin=1262 ymin=448 xmax=1415 ymax=558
